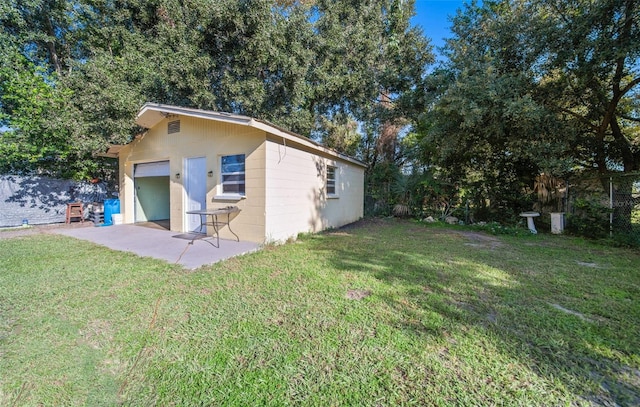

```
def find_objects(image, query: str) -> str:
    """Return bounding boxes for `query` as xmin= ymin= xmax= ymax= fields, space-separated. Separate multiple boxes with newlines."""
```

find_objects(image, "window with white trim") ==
xmin=221 ymin=154 xmax=245 ymax=195
xmin=326 ymin=165 xmax=336 ymax=196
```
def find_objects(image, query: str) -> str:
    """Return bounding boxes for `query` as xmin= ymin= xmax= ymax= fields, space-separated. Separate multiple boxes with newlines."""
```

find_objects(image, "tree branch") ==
xmin=551 ymin=105 xmax=599 ymax=131
xmin=610 ymin=114 xmax=636 ymax=172
xmin=620 ymin=114 xmax=640 ymax=122
xmin=620 ymin=76 xmax=640 ymax=98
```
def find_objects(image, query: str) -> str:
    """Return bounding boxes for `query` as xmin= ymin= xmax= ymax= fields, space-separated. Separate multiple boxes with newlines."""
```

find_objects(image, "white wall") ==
xmin=264 ymin=139 xmax=364 ymax=242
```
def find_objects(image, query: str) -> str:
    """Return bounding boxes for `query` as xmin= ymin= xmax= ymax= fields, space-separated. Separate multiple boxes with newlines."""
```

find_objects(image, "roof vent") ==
xmin=168 ymin=120 xmax=180 ymax=134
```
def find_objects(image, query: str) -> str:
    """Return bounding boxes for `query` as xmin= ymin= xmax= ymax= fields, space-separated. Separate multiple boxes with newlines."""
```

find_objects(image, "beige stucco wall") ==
xmin=118 ymin=116 xmax=267 ymax=243
xmin=118 ymin=114 xmax=364 ymax=244
xmin=264 ymin=138 xmax=364 ymax=243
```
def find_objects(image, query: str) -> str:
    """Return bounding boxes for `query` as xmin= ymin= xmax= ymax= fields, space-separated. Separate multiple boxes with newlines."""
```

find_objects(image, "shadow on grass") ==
xmin=310 ymin=218 xmax=640 ymax=406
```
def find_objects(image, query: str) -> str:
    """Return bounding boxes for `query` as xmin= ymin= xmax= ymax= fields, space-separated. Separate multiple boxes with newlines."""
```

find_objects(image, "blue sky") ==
xmin=411 ymin=0 xmax=469 ymax=60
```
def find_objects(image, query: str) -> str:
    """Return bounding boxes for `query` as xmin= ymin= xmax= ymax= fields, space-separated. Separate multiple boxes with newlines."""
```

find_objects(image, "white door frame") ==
xmin=183 ymin=156 xmax=207 ymax=233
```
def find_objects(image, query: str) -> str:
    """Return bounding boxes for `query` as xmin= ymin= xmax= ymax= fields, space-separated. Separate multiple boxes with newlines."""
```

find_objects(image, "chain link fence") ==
xmin=566 ymin=172 xmax=640 ymax=245
xmin=363 ymin=171 xmax=639 ymax=246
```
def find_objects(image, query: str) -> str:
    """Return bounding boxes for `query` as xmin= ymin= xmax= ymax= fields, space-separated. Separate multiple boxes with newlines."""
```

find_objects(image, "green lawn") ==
xmin=1 ymin=219 xmax=639 ymax=406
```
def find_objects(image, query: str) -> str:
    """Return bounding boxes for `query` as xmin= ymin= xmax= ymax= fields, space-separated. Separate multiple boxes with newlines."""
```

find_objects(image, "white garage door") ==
xmin=134 ymin=161 xmax=170 ymax=177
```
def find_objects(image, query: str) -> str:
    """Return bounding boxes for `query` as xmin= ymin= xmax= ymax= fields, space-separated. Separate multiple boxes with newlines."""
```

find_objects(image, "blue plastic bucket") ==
xmin=103 ymin=199 xmax=121 ymax=226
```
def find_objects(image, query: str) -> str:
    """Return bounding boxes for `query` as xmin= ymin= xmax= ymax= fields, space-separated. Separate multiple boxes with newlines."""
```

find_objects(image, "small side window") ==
xmin=326 ymin=165 xmax=336 ymax=196
xmin=221 ymin=154 xmax=245 ymax=195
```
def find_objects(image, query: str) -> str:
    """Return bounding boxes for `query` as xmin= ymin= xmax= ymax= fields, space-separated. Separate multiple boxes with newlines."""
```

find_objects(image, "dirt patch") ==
xmin=337 ymin=217 xmax=395 ymax=232
xmin=0 ymin=222 xmax=92 ymax=240
xmin=346 ymin=289 xmax=372 ymax=300
xmin=331 ymin=218 xmax=506 ymax=250
xmin=0 ymin=227 xmax=40 ymax=239
xmin=548 ymin=303 xmax=595 ymax=323
xmin=456 ymin=230 xmax=502 ymax=243
xmin=455 ymin=231 xmax=504 ymax=249
xmin=576 ymin=261 xmax=602 ymax=268
xmin=414 ymin=228 xmax=504 ymax=248
xmin=326 ymin=231 xmax=352 ymax=237
xmin=79 ymin=319 xmax=114 ymax=350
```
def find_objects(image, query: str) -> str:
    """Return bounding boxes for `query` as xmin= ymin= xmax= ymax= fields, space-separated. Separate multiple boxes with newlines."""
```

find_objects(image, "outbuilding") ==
xmin=106 ymin=103 xmax=365 ymax=244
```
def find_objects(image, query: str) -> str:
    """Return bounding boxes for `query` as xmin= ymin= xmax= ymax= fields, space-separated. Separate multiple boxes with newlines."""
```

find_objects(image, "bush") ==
xmin=610 ymin=232 xmax=640 ymax=248
xmin=471 ymin=221 xmax=528 ymax=236
xmin=565 ymin=198 xmax=611 ymax=238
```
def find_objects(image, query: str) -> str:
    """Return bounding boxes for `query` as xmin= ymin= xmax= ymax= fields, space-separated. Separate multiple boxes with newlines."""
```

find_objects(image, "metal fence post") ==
xmin=610 ymin=177 xmax=613 ymax=238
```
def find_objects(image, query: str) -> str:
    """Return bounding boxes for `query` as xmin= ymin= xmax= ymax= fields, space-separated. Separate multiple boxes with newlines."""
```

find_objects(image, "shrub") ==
xmin=610 ymin=232 xmax=640 ymax=248
xmin=471 ymin=221 xmax=528 ymax=236
xmin=565 ymin=198 xmax=611 ymax=238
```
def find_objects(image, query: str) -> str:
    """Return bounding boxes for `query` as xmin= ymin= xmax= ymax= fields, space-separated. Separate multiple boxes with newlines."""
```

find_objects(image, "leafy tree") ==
xmin=0 ymin=0 xmax=78 ymax=75
xmin=528 ymin=0 xmax=640 ymax=173
xmin=0 ymin=43 xmax=72 ymax=176
xmin=203 ymin=0 xmax=316 ymax=133
xmin=1 ymin=0 xmax=433 ymax=181
xmin=414 ymin=5 xmax=564 ymax=218
xmin=415 ymin=0 xmax=639 ymax=220
xmin=0 ymin=0 xmax=149 ymax=177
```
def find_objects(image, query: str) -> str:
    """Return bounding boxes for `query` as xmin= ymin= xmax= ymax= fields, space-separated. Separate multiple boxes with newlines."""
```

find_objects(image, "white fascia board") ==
xmin=135 ymin=103 xmax=253 ymax=128
xmin=135 ymin=102 xmax=366 ymax=168
xmin=249 ymin=120 xmax=367 ymax=168
xmin=97 ymin=144 xmax=125 ymax=158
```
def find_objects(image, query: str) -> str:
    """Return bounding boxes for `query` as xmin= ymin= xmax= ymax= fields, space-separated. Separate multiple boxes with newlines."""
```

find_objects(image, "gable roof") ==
xmin=104 ymin=103 xmax=366 ymax=168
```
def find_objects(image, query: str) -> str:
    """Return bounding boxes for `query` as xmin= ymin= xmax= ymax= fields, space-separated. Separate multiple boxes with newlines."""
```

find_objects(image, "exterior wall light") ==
xmin=175 ymin=173 xmax=180 ymax=179
xmin=208 ymin=171 xmax=213 ymax=177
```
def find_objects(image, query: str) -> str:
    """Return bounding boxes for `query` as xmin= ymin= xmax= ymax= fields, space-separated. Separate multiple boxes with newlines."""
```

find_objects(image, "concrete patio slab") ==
xmin=53 ymin=224 xmax=261 ymax=269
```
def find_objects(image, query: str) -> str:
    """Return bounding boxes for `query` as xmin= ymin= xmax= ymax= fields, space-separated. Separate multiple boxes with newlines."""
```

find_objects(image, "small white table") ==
xmin=520 ymin=211 xmax=540 ymax=234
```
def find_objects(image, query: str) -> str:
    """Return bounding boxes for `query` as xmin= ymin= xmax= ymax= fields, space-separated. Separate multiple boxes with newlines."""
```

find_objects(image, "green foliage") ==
xmin=318 ymin=112 xmax=361 ymax=157
xmin=470 ymin=221 xmax=529 ymax=236
xmin=531 ymin=0 xmax=640 ymax=172
xmin=0 ymin=46 xmax=97 ymax=178
xmin=1 ymin=0 xmax=433 ymax=180
xmin=566 ymin=198 xmax=611 ymax=239
xmin=414 ymin=30 xmax=567 ymax=220
xmin=411 ymin=0 xmax=639 ymax=226
xmin=610 ymin=230 xmax=640 ymax=248
xmin=364 ymin=161 xmax=400 ymax=215
xmin=405 ymin=169 xmax=459 ymax=220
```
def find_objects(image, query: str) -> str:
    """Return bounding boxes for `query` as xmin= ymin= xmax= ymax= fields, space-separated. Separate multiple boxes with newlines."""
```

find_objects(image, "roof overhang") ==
xmin=97 ymin=144 xmax=125 ymax=158
xmin=135 ymin=103 xmax=256 ymax=129
xmin=135 ymin=103 xmax=366 ymax=168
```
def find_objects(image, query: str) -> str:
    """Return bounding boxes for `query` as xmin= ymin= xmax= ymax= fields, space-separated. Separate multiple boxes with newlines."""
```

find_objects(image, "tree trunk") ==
xmin=611 ymin=115 xmax=638 ymax=173
xmin=45 ymin=16 xmax=63 ymax=75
